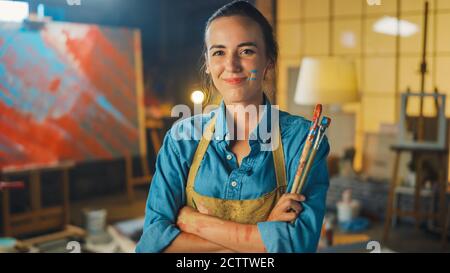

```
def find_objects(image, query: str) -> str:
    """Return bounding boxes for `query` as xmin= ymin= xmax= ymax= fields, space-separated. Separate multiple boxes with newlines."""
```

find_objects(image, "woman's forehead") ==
xmin=205 ymin=16 xmax=264 ymax=47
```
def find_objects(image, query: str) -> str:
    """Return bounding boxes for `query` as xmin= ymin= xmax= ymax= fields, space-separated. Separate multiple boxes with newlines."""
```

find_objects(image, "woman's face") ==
xmin=205 ymin=15 xmax=270 ymax=105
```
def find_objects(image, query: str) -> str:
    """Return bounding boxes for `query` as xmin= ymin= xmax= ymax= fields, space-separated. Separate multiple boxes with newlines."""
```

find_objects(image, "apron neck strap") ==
xmin=186 ymin=114 xmax=217 ymax=191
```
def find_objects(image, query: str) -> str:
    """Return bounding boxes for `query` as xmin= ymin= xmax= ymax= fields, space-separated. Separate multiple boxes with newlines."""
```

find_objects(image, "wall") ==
xmin=276 ymin=0 xmax=450 ymax=172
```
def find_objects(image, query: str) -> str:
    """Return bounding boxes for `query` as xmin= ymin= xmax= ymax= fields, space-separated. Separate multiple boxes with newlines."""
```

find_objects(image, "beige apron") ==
xmin=186 ymin=114 xmax=287 ymax=224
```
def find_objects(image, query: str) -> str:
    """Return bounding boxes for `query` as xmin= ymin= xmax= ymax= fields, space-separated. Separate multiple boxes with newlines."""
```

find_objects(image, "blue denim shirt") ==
xmin=136 ymin=99 xmax=330 ymax=253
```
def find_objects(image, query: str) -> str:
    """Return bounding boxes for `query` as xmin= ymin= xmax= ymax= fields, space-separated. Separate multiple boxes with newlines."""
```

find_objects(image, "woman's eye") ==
xmin=212 ymin=50 xmax=224 ymax=56
xmin=241 ymin=49 xmax=255 ymax=55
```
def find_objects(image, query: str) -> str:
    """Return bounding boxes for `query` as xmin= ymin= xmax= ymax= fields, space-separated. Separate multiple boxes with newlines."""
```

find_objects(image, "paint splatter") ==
xmin=244 ymin=225 xmax=253 ymax=242
xmin=249 ymin=69 xmax=257 ymax=81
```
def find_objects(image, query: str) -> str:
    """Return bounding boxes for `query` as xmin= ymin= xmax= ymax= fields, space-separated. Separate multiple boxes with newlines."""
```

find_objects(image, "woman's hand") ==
xmin=267 ymin=193 xmax=305 ymax=222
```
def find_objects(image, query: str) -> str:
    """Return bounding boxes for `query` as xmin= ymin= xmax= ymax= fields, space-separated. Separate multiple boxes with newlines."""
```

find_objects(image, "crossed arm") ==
xmin=163 ymin=193 xmax=305 ymax=253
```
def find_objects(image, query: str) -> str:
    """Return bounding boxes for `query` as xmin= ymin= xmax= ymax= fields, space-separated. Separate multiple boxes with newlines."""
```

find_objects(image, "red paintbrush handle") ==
xmin=290 ymin=104 xmax=322 ymax=194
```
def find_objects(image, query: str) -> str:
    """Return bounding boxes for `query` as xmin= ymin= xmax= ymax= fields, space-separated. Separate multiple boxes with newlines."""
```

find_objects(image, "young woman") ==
xmin=136 ymin=0 xmax=330 ymax=253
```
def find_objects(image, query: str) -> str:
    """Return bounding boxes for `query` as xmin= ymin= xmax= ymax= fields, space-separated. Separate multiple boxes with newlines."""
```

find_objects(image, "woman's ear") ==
xmin=263 ymin=61 xmax=274 ymax=80
xmin=266 ymin=61 xmax=275 ymax=71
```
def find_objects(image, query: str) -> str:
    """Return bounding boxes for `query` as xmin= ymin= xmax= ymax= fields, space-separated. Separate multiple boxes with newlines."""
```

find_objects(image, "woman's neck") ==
xmin=224 ymin=93 xmax=264 ymax=141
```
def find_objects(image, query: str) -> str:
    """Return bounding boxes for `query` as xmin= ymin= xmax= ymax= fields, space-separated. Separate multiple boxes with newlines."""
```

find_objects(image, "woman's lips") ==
xmin=223 ymin=77 xmax=247 ymax=85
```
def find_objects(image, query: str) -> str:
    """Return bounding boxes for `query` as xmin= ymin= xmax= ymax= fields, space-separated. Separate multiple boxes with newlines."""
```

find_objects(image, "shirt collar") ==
xmin=213 ymin=94 xmax=273 ymax=145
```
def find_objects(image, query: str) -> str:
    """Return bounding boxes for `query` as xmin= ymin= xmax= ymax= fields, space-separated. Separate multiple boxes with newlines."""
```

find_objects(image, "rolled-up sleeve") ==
xmin=257 ymin=138 xmax=330 ymax=253
xmin=135 ymin=132 xmax=188 ymax=253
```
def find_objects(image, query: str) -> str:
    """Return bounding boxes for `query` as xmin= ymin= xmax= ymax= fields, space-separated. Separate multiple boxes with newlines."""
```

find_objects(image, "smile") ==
xmin=223 ymin=77 xmax=247 ymax=85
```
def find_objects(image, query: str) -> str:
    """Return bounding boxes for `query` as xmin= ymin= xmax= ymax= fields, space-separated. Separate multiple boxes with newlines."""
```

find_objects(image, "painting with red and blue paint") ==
xmin=0 ymin=22 xmax=144 ymax=170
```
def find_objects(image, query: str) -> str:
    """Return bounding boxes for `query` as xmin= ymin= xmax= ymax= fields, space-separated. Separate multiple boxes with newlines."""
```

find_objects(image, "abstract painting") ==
xmin=0 ymin=21 xmax=145 ymax=170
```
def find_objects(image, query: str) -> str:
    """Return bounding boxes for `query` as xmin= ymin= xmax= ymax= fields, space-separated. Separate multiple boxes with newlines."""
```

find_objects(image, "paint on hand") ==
xmin=244 ymin=225 xmax=253 ymax=242
xmin=177 ymin=207 xmax=198 ymax=233
xmin=197 ymin=201 xmax=210 ymax=215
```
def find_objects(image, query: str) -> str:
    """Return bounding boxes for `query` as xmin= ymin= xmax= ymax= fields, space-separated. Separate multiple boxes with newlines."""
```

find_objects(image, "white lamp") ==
xmin=294 ymin=56 xmax=361 ymax=170
xmin=294 ymin=57 xmax=359 ymax=105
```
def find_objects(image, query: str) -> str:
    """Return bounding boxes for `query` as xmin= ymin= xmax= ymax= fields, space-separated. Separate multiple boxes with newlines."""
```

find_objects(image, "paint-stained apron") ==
xmin=186 ymin=114 xmax=287 ymax=224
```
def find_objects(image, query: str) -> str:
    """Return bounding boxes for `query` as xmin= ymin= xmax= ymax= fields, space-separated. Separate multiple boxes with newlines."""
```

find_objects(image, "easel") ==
xmin=383 ymin=1 xmax=449 ymax=245
xmin=125 ymin=117 xmax=163 ymax=201
xmin=1 ymin=161 xmax=74 ymax=237
xmin=384 ymin=142 xmax=448 ymax=241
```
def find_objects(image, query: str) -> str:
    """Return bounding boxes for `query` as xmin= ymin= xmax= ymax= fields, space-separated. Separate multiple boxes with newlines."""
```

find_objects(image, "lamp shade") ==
xmin=294 ymin=57 xmax=359 ymax=105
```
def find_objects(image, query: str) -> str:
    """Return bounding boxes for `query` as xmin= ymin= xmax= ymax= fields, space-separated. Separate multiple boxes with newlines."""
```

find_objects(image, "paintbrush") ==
xmin=295 ymin=116 xmax=331 ymax=195
xmin=290 ymin=104 xmax=322 ymax=195
xmin=290 ymin=116 xmax=331 ymax=224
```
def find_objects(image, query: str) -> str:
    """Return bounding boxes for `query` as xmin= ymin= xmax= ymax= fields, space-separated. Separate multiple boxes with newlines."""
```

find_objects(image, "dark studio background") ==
xmin=20 ymin=0 xmax=254 ymax=105
xmin=6 ymin=0 xmax=252 ymax=212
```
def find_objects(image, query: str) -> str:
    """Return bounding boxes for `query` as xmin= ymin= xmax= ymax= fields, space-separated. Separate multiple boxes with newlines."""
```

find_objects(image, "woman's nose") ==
xmin=224 ymin=53 xmax=242 ymax=73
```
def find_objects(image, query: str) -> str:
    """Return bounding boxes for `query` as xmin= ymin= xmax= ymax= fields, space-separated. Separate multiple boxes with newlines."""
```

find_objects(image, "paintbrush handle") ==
xmin=290 ymin=117 xmax=331 ymax=225
xmin=290 ymin=106 xmax=322 ymax=194
xmin=290 ymin=139 xmax=313 ymax=194
xmin=289 ymin=147 xmax=319 ymax=224
xmin=296 ymin=127 xmax=326 ymax=194
xmin=289 ymin=129 xmax=323 ymax=224
xmin=296 ymin=148 xmax=318 ymax=195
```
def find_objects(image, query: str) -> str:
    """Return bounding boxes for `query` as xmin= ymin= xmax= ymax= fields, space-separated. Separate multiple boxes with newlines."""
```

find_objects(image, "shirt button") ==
xmin=231 ymin=181 xmax=237 ymax=187
xmin=226 ymin=154 xmax=232 ymax=160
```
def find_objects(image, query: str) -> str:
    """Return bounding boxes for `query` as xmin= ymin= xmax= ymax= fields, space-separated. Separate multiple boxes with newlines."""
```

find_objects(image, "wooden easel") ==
xmin=383 ymin=144 xmax=448 ymax=241
xmin=383 ymin=1 xmax=449 ymax=245
xmin=1 ymin=161 xmax=74 ymax=237
xmin=125 ymin=117 xmax=164 ymax=201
